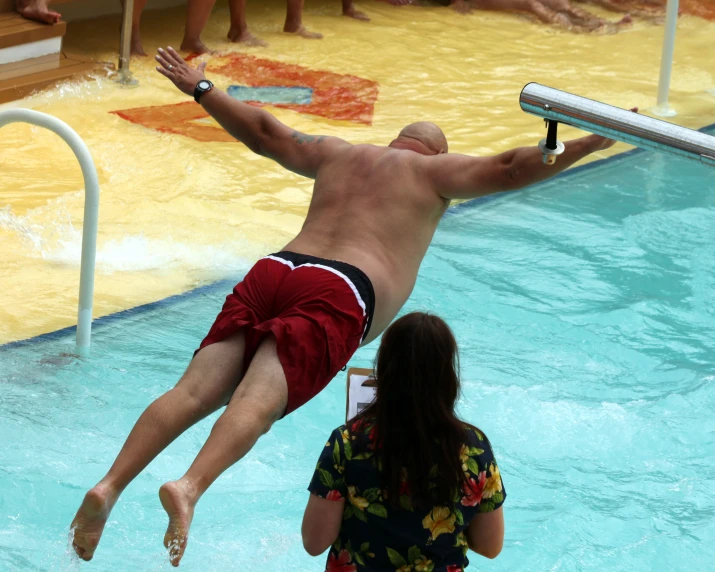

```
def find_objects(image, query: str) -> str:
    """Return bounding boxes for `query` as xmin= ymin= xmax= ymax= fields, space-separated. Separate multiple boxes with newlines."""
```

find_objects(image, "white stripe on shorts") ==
xmin=261 ymin=255 xmax=367 ymax=317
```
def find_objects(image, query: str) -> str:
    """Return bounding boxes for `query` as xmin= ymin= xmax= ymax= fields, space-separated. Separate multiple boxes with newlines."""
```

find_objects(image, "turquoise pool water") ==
xmin=1 ymin=137 xmax=715 ymax=571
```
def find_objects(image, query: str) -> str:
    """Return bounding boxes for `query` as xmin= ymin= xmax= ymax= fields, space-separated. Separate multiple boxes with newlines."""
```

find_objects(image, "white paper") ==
xmin=347 ymin=374 xmax=377 ymax=422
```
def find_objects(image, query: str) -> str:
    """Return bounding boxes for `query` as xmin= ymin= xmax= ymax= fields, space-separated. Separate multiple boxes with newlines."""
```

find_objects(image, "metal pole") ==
xmin=654 ymin=0 xmax=679 ymax=117
xmin=117 ymin=0 xmax=138 ymax=86
xmin=0 ymin=109 xmax=100 ymax=354
xmin=519 ymin=83 xmax=715 ymax=167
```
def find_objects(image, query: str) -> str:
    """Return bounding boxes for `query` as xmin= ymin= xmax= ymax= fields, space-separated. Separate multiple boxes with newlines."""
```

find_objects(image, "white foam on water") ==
xmin=50 ymin=231 xmax=249 ymax=275
xmin=0 ymin=205 xmax=251 ymax=276
xmin=0 ymin=205 xmax=46 ymax=250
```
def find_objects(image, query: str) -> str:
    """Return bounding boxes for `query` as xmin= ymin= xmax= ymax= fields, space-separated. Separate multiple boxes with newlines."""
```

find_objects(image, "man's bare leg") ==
xmin=16 ymin=0 xmax=60 ymax=24
xmin=126 ymin=0 xmax=149 ymax=56
xmin=451 ymin=0 xmax=474 ymax=14
xmin=471 ymin=0 xmax=583 ymax=29
xmin=159 ymin=336 xmax=288 ymax=566
xmin=576 ymin=0 xmax=663 ymax=21
xmin=543 ymin=0 xmax=632 ymax=30
xmin=70 ymin=332 xmax=246 ymax=562
xmin=227 ymin=0 xmax=268 ymax=46
xmin=284 ymin=0 xmax=323 ymax=39
xmin=181 ymin=0 xmax=217 ymax=54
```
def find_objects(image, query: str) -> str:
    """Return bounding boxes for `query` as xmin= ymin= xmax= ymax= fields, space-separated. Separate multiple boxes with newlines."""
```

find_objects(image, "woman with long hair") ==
xmin=302 ymin=312 xmax=505 ymax=571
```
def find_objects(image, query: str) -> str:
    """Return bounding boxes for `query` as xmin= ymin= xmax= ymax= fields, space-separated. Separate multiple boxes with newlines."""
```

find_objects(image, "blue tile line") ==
xmin=0 ymin=279 xmax=236 ymax=351
xmin=3 ymin=121 xmax=714 ymax=350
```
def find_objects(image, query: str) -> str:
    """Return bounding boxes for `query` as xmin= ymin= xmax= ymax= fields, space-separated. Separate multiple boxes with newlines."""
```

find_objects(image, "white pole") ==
xmin=116 ymin=0 xmax=138 ymax=86
xmin=0 ymin=109 xmax=99 ymax=354
xmin=654 ymin=0 xmax=679 ymax=117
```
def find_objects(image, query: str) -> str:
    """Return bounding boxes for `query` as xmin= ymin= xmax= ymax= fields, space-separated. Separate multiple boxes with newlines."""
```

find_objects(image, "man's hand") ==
xmin=155 ymin=47 xmax=207 ymax=97
xmin=586 ymin=107 xmax=639 ymax=151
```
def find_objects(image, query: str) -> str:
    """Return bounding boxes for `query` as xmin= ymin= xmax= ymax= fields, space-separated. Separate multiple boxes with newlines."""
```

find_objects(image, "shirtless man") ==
xmin=70 ymin=47 xmax=621 ymax=566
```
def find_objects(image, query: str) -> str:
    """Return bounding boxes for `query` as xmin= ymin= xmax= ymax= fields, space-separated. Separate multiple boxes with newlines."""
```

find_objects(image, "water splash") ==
xmin=0 ymin=205 xmax=250 ymax=275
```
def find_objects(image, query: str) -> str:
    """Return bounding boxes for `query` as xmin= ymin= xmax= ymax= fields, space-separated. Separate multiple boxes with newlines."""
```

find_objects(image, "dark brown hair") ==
xmin=351 ymin=312 xmax=471 ymax=507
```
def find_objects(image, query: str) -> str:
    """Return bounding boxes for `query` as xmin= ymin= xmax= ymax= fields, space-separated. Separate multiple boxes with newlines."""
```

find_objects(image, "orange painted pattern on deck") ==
xmin=112 ymin=52 xmax=379 ymax=142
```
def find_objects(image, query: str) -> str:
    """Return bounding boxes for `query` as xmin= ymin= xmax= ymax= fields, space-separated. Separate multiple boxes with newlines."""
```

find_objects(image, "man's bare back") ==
xmin=70 ymin=48 xmax=621 ymax=566
xmin=284 ymin=143 xmax=449 ymax=343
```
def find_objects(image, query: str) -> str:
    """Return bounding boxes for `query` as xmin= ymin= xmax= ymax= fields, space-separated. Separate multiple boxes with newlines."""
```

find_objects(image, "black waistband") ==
xmin=272 ymin=251 xmax=376 ymax=341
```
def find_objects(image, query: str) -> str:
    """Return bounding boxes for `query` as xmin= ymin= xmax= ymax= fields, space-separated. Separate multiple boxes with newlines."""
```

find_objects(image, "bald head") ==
xmin=391 ymin=122 xmax=448 ymax=155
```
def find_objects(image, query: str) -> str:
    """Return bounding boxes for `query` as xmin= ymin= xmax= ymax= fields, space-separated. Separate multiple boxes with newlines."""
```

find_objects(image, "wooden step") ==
xmin=0 ymin=12 xmax=65 ymax=50
xmin=0 ymin=51 xmax=58 ymax=81
xmin=0 ymin=51 xmax=108 ymax=103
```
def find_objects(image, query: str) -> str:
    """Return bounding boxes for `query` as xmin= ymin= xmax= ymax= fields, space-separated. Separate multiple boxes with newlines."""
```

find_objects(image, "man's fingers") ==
xmin=166 ymin=46 xmax=187 ymax=67
xmin=157 ymin=47 xmax=182 ymax=68
xmin=197 ymin=61 xmax=207 ymax=74
xmin=155 ymin=66 xmax=175 ymax=80
xmin=155 ymin=53 xmax=174 ymax=70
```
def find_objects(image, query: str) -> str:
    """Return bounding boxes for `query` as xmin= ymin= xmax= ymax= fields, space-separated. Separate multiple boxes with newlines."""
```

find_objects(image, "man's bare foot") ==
xmin=616 ymin=13 xmax=633 ymax=26
xmin=553 ymin=12 xmax=574 ymax=28
xmin=70 ymin=484 xmax=118 ymax=561
xmin=179 ymin=38 xmax=215 ymax=55
xmin=227 ymin=27 xmax=268 ymax=47
xmin=451 ymin=0 xmax=473 ymax=13
xmin=16 ymin=0 xmax=60 ymax=24
xmin=343 ymin=8 xmax=371 ymax=20
xmin=284 ymin=24 xmax=323 ymax=39
xmin=159 ymin=480 xmax=197 ymax=567
xmin=593 ymin=13 xmax=631 ymax=34
xmin=131 ymin=35 xmax=147 ymax=57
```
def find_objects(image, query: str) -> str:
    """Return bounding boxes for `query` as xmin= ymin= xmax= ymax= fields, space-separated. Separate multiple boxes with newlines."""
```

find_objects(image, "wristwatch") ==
xmin=194 ymin=79 xmax=213 ymax=103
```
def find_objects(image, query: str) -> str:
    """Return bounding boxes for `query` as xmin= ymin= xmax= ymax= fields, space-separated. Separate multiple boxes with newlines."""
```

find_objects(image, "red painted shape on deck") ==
xmin=112 ymin=52 xmax=379 ymax=142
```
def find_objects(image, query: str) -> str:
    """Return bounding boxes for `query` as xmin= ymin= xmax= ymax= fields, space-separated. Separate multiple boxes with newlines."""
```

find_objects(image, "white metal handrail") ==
xmin=0 ymin=109 xmax=99 ymax=353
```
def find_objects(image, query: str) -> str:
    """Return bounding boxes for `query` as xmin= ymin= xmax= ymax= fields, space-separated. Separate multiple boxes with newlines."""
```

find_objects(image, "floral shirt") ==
xmin=308 ymin=420 xmax=505 ymax=572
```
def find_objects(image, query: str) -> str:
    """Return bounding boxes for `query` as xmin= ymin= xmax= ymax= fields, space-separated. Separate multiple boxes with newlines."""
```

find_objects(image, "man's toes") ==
xmin=74 ymin=544 xmax=91 ymax=561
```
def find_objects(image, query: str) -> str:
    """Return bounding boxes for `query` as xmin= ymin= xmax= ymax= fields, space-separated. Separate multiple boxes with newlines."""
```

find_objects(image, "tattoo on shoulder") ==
xmin=291 ymin=131 xmax=326 ymax=145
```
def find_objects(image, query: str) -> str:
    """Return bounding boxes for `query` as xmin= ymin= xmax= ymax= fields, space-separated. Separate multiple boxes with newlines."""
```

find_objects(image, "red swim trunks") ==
xmin=197 ymin=251 xmax=376 ymax=415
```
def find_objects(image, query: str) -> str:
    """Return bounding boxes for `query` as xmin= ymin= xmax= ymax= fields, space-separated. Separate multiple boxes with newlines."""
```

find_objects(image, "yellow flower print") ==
xmin=396 ymin=566 xmax=413 ymax=572
xmin=422 ymin=506 xmax=456 ymax=541
xmin=414 ymin=557 xmax=434 ymax=571
xmin=459 ymin=444 xmax=469 ymax=472
xmin=340 ymin=429 xmax=356 ymax=444
xmin=348 ymin=486 xmax=369 ymax=511
xmin=482 ymin=463 xmax=503 ymax=499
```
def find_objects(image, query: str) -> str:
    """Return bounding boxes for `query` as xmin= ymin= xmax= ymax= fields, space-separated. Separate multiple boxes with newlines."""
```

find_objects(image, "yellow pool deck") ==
xmin=1 ymin=0 xmax=714 ymax=345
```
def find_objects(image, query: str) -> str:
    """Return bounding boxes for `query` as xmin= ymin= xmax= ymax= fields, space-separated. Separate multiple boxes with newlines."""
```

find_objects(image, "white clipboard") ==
xmin=346 ymin=367 xmax=377 ymax=422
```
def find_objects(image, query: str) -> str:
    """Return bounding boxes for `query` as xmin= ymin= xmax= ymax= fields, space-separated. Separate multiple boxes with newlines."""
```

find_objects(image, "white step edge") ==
xmin=0 ymin=36 xmax=62 ymax=66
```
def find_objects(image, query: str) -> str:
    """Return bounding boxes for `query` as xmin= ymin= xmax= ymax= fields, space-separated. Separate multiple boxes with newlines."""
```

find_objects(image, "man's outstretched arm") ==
xmin=155 ymin=47 xmax=349 ymax=179
xmin=427 ymin=126 xmax=633 ymax=201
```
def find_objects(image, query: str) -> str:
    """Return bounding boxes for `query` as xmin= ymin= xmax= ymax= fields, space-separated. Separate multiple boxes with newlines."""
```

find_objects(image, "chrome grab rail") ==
xmin=519 ymin=83 xmax=715 ymax=167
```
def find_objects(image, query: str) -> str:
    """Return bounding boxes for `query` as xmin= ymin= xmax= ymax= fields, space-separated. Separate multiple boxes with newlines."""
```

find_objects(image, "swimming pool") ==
xmin=2 ymin=129 xmax=714 ymax=570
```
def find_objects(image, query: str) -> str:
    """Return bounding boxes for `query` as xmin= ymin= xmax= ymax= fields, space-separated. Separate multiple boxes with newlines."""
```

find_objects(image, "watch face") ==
xmin=198 ymin=81 xmax=211 ymax=90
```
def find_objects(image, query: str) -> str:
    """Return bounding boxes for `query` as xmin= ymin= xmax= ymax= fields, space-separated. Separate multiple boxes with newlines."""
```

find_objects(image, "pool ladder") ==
xmin=0 ymin=109 xmax=98 ymax=354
